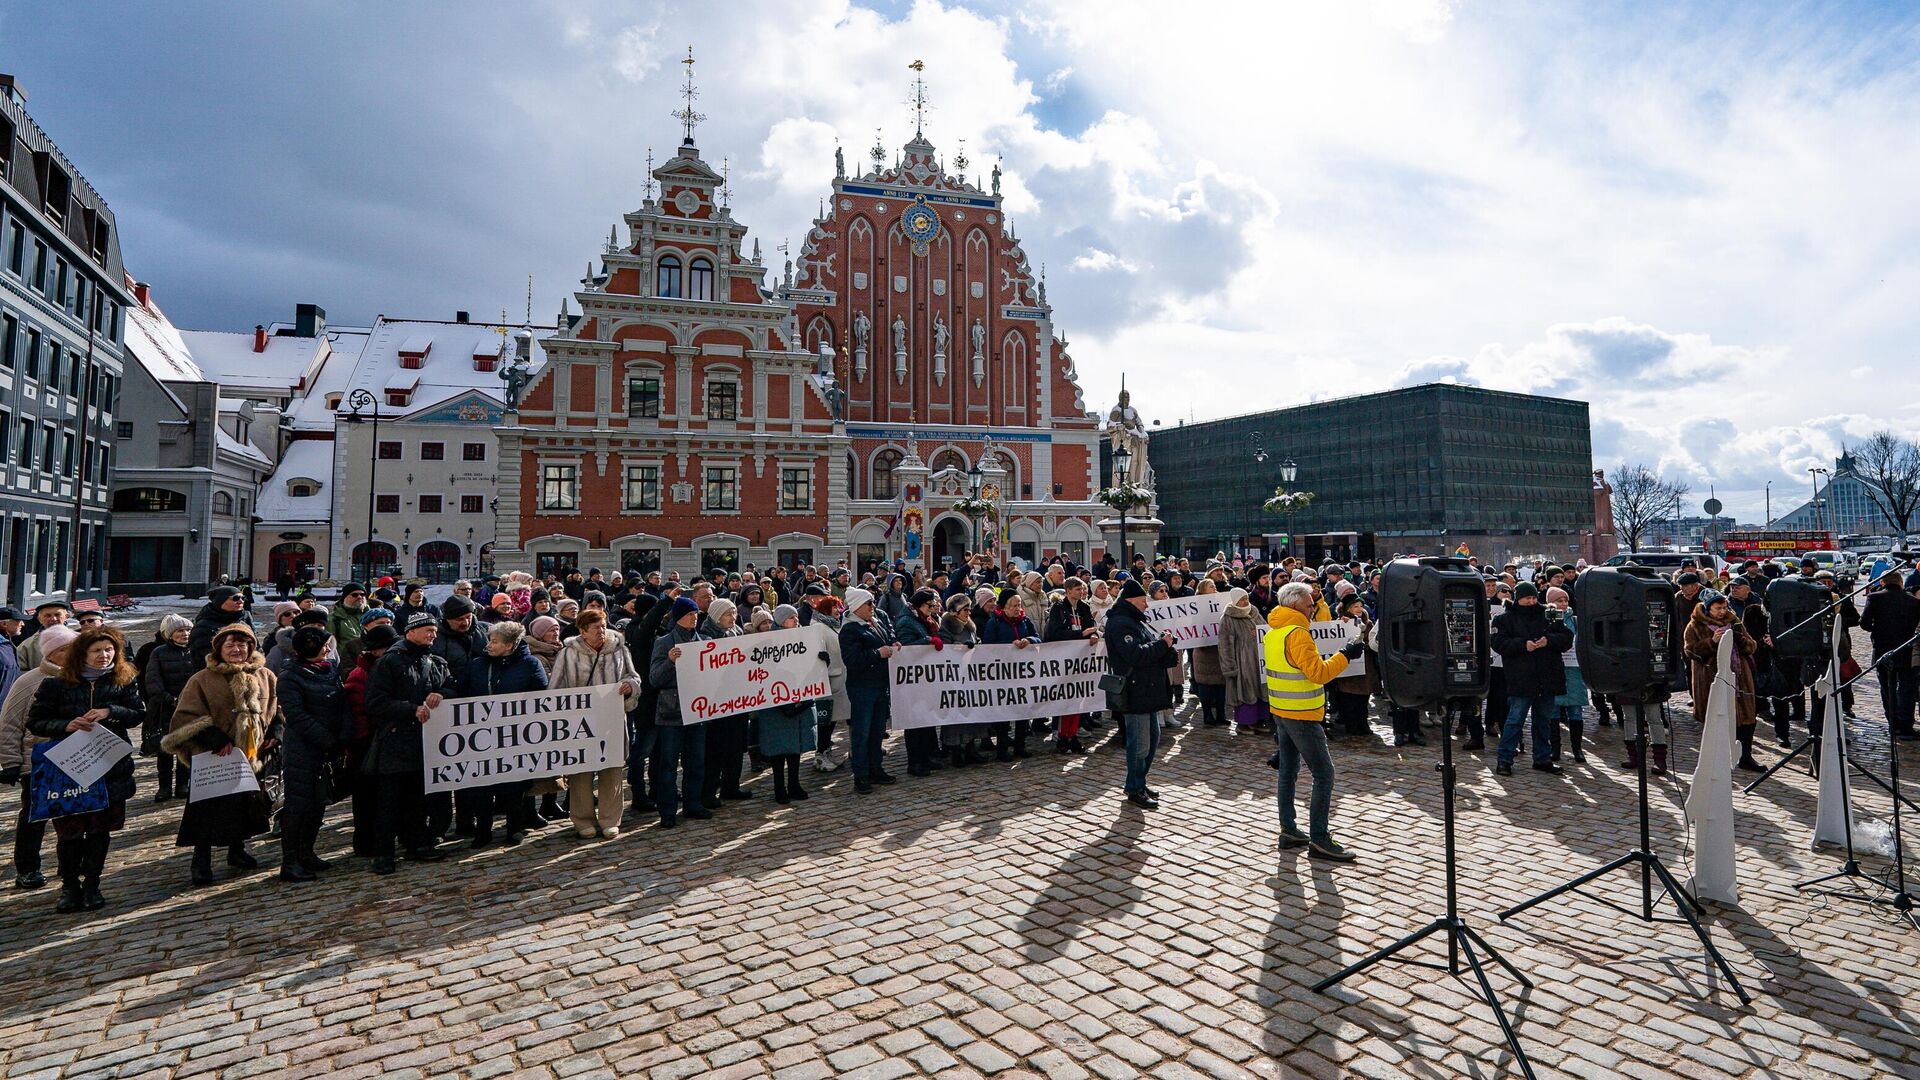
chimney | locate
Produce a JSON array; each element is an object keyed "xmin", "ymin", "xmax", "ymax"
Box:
[
  {"xmin": 294, "ymin": 303, "xmax": 326, "ymax": 339},
  {"xmin": 0, "ymin": 74, "xmax": 24, "ymax": 106},
  {"xmin": 132, "ymin": 281, "xmax": 151, "ymax": 308},
  {"xmin": 455, "ymin": 310, "xmax": 469, "ymax": 324},
  {"xmin": 253, "ymin": 325, "xmax": 268, "ymax": 352}
]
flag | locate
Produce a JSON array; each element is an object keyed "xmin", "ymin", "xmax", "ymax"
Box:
[{"xmin": 881, "ymin": 488, "xmax": 906, "ymax": 539}]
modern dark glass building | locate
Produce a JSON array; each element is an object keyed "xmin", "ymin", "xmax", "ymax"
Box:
[{"xmin": 1147, "ymin": 384, "xmax": 1596, "ymax": 565}]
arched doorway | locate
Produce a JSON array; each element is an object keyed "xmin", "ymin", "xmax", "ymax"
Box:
[
  {"xmin": 416, "ymin": 540, "xmax": 461, "ymax": 584},
  {"xmin": 477, "ymin": 542, "xmax": 495, "ymax": 578},
  {"xmin": 933, "ymin": 517, "xmax": 970, "ymax": 570},
  {"xmin": 352, "ymin": 541, "xmax": 398, "ymax": 583},
  {"xmin": 268, "ymin": 542, "xmax": 314, "ymax": 585}
]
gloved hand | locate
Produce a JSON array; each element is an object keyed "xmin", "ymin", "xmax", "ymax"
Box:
[
  {"xmin": 932, "ymin": 638, "xmax": 944, "ymax": 650},
  {"xmin": 817, "ymin": 652, "xmax": 830, "ymax": 664},
  {"xmin": 1339, "ymin": 640, "xmax": 1366, "ymax": 659},
  {"xmin": 0, "ymin": 765, "xmax": 19, "ymax": 786}
]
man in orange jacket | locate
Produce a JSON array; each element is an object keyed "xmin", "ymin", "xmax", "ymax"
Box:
[{"xmin": 1267, "ymin": 582, "xmax": 1365, "ymax": 861}]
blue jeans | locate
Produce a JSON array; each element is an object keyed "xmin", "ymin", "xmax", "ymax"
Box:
[
  {"xmin": 1500, "ymin": 693, "xmax": 1555, "ymax": 766},
  {"xmin": 1121, "ymin": 711, "xmax": 1161, "ymax": 793},
  {"xmin": 848, "ymin": 685, "xmax": 891, "ymax": 780},
  {"xmin": 649, "ymin": 724, "xmax": 707, "ymax": 821},
  {"xmin": 1275, "ymin": 718, "xmax": 1334, "ymax": 843}
]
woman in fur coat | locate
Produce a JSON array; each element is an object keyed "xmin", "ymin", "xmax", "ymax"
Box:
[
  {"xmin": 162, "ymin": 622, "xmax": 278, "ymax": 885},
  {"xmin": 1684, "ymin": 591, "xmax": 1762, "ymax": 771}
]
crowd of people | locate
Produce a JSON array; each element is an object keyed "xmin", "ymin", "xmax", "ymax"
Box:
[{"xmin": 0, "ymin": 545, "xmax": 1904, "ymax": 913}]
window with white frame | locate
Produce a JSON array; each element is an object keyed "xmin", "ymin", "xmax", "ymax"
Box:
[
  {"xmin": 688, "ymin": 257, "xmax": 714, "ymax": 301},
  {"xmin": 540, "ymin": 463, "xmax": 579, "ymax": 510},
  {"xmin": 780, "ymin": 467, "xmax": 811, "ymax": 511},
  {"xmin": 704, "ymin": 465, "xmax": 737, "ymax": 510},
  {"xmin": 655, "ymin": 254, "xmax": 682, "ymax": 298},
  {"xmin": 706, "ymin": 379, "xmax": 739, "ymax": 421},
  {"xmin": 624, "ymin": 464, "xmax": 660, "ymax": 510},
  {"xmin": 627, "ymin": 376, "xmax": 661, "ymax": 418}
]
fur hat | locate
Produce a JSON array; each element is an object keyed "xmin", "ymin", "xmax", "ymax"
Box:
[{"xmin": 292, "ymin": 625, "xmax": 331, "ymax": 660}]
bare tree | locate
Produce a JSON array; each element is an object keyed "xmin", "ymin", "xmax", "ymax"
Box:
[
  {"xmin": 1852, "ymin": 432, "xmax": 1920, "ymax": 539},
  {"xmin": 1611, "ymin": 463, "xmax": 1691, "ymax": 552}
]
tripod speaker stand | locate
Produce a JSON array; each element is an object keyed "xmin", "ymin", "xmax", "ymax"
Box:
[
  {"xmin": 1499, "ymin": 701, "xmax": 1751, "ymax": 1004},
  {"xmin": 1313, "ymin": 707, "xmax": 1539, "ymax": 1080}
]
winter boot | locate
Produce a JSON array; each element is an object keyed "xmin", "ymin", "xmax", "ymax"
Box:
[
  {"xmin": 190, "ymin": 845, "xmax": 214, "ymax": 886},
  {"xmin": 81, "ymin": 834, "xmax": 110, "ymax": 910},
  {"xmin": 1736, "ymin": 728, "xmax": 1763, "ymax": 772},
  {"xmin": 773, "ymin": 764, "xmax": 790, "ymax": 805},
  {"xmin": 227, "ymin": 842, "xmax": 259, "ymax": 870},
  {"xmin": 540, "ymin": 793, "xmax": 565, "ymax": 821},
  {"xmin": 785, "ymin": 758, "xmax": 808, "ymax": 801},
  {"xmin": 1619, "ymin": 741, "xmax": 1640, "ymax": 771},
  {"xmin": 53, "ymin": 839, "xmax": 85, "ymax": 914},
  {"xmin": 1651, "ymin": 745, "xmax": 1669, "ymax": 776}
]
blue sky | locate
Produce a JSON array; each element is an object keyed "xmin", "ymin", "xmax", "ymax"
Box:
[{"xmin": 5, "ymin": 0, "xmax": 1919, "ymax": 525}]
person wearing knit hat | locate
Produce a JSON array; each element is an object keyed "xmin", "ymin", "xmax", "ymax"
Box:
[
  {"xmin": 1512, "ymin": 581, "xmax": 1538, "ymax": 601},
  {"xmin": 837, "ymin": 586, "xmax": 900, "ymax": 794},
  {"xmin": 1105, "ymin": 569, "xmax": 1178, "ymax": 810},
  {"xmin": 1490, "ymin": 576, "xmax": 1573, "ymax": 778},
  {"xmin": 163, "ymin": 621, "xmax": 276, "ymax": 885},
  {"xmin": 649, "ymin": 591, "xmax": 712, "ymax": 827}
]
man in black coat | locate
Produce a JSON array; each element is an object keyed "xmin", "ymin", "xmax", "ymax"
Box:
[
  {"xmin": 648, "ymin": 598, "xmax": 710, "ymax": 827},
  {"xmin": 187, "ymin": 586, "xmax": 252, "ymax": 671},
  {"xmin": 363, "ymin": 613, "xmax": 452, "ymax": 874},
  {"xmin": 1859, "ymin": 570, "xmax": 1920, "ymax": 739},
  {"xmin": 1492, "ymin": 582, "xmax": 1574, "ymax": 777},
  {"xmin": 1104, "ymin": 579, "xmax": 1176, "ymax": 809},
  {"xmin": 619, "ymin": 592, "xmax": 663, "ymax": 810}
]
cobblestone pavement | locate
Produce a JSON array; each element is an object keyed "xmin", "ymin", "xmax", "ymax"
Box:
[{"xmin": 2, "ymin": 647, "xmax": 1917, "ymax": 1079}]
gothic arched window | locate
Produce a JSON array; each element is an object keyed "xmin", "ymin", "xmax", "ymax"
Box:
[
  {"xmin": 871, "ymin": 449, "xmax": 903, "ymax": 500},
  {"xmin": 655, "ymin": 255, "xmax": 683, "ymax": 298}
]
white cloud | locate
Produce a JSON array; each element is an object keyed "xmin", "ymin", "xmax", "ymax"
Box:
[
  {"xmin": 1043, "ymin": 66, "xmax": 1073, "ymax": 94},
  {"xmin": 1071, "ymin": 248, "xmax": 1136, "ymax": 273}
]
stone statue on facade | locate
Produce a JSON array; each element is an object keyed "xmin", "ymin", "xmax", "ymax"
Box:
[
  {"xmin": 1106, "ymin": 385, "xmax": 1151, "ymax": 487},
  {"xmin": 932, "ymin": 314, "xmax": 949, "ymax": 357},
  {"xmin": 500, "ymin": 357, "xmax": 532, "ymax": 411},
  {"xmin": 891, "ymin": 315, "xmax": 908, "ymax": 381}
]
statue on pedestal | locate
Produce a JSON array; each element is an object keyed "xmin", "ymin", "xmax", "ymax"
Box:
[{"xmin": 1106, "ymin": 383, "xmax": 1150, "ymax": 487}]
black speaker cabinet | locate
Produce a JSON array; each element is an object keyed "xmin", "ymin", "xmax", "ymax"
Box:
[
  {"xmin": 1378, "ymin": 557, "xmax": 1489, "ymax": 710},
  {"xmin": 1766, "ymin": 577, "xmax": 1833, "ymax": 662},
  {"xmin": 1573, "ymin": 566, "xmax": 1681, "ymax": 701}
]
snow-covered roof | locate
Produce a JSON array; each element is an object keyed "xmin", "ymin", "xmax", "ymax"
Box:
[
  {"xmin": 216, "ymin": 428, "xmax": 272, "ymax": 468},
  {"xmin": 255, "ymin": 438, "xmax": 335, "ymax": 524},
  {"xmin": 287, "ymin": 328, "xmax": 370, "ymax": 432},
  {"xmin": 176, "ymin": 328, "xmax": 327, "ymax": 396},
  {"xmin": 340, "ymin": 317, "xmax": 549, "ymax": 419},
  {"xmin": 122, "ymin": 296, "xmax": 204, "ymax": 386}
]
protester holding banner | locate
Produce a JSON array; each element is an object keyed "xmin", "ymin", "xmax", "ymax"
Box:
[
  {"xmin": 648, "ymin": 598, "xmax": 710, "ymax": 827},
  {"xmin": 806, "ymin": 590, "xmax": 850, "ymax": 773},
  {"xmin": 691, "ymin": 600, "xmax": 756, "ymax": 809},
  {"xmin": 839, "ymin": 588, "xmax": 901, "ymax": 794},
  {"xmin": 937, "ymin": 594, "xmax": 991, "ymax": 766},
  {"xmin": 276, "ymin": 626, "xmax": 348, "ymax": 881},
  {"xmin": 1187, "ymin": 580, "xmax": 1228, "ymax": 730},
  {"xmin": 1043, "ymin": 578, "xmax": 1102, "ymax": 753},
  {"xmin": 893, "ymin": 589, "xmax": 946, "ymax": 777},
  {"xmin": 454, "ymin": 621, "xmax": 551, "ymax": 848},
  {"xmin": 26, "ymin": 627, "xmax": 143, "ymax": 913},
  {"xmin": 552, "ymin": 609, "xmax": 642, "ymax": 839},
  {"xmin": 343, "ymin": 623, "xmax": 396, "ymax": 856},
  {"xmin": 363, "ymin": 614, "xmax": 453, "ymax": 874},
  {"xmin": 982, "ymin": 593, "xmax": 1043, "ymax": 761},
  {"xmin": 1327, "ymin": 593, "xmax": 1375, "ymax": 739},
  {"xmin": 162, "ymin": 623, "xmax": 277, "ymax": 885},
  {"xmin": 753, "ymin": 606, "xmax": 814, "ymax": 804}
]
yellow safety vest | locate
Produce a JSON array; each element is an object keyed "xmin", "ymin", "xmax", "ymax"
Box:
[{"xmin": 1265, "ymin": 624, "xmax": 1325, "ymax": 718}]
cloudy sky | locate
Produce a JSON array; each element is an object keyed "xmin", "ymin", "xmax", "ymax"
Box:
[{"xmin": 7, "ymin": 0, "xmax": 1917, "ymax": 524}]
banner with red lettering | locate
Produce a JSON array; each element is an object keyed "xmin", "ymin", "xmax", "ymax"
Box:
[{"xmin": 674, "ymin": 625, "xmax": 833, "ymax": 724}]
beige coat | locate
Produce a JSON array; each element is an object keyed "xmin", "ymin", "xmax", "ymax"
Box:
[{"xmin": 161, "ymin": 657, "xmax": 280, "ymax": 765}]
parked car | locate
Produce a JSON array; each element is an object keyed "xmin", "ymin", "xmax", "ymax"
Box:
[
  {"xmin": 1798, "ymin": 549, "xmax": 1859, "ymax": 585},
  {"xmin": 1604, "ymin": 551, "xmax": 1710, "ymax": 574}
]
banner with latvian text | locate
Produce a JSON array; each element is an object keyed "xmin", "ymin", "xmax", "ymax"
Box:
[
  {"xmin": 423, "ymin": 684, "xmax": 627, "ymax": 793},
  {"xmin": 1144, "ymin": 593, "xmax": 1230, "ymax": 650},
  {"xmin": 674, "ymin": 624, "xmax": 833, "ymax": 724},
  {"xmin": 887, "ymin": 640, "xmax": 1109, "ymax": 729}
]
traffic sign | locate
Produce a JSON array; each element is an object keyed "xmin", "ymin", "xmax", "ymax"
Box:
[{"xmin": 1704, "ymin": 498, "xmax": 1723, "ymax": 516}]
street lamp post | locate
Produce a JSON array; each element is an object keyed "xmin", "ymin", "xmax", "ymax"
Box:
[
  {"xmin": 1765, "ymin": 481, "xmax": 1772, "ymax": 527},
  {"xmin": 347, "ymin": 388, "xmax": 380, "ymax": 581},
  {"xmin": 1280, "ymin": 457, "xmax": 1299, "ymax": 558},
  {"xmin": 966, "ymin": 461, "xmax": 984, "ymax": 555},
  {"xmin": 1809, "ymin": 466, "xmax": 1830, "ymax": 534},
  {"xmin": 1113, "ymin": 443, "xmax": 1132, "ymax": 566}
]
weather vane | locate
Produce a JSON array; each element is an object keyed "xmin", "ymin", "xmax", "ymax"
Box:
[
  {"xmin": 907, "ymin": 59, "xmax": 930, "ymax": 136},
  {"xmin": 643, "ymin": 147, "xmax": 655, "ymax": 200},
  {"xmin": 720, "ymin": 156, "xmax": 731, "ymax": 208},
  {"xmin": 672, "ymin": 46, "xmax": 705, "ymax": 144}
]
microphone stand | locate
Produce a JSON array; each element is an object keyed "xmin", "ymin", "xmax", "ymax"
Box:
[
  {"xmin": 1791, "ymin": 625, "xmax": 1920, "ymax": 928},
  {"xmin": 1498, "ymin": 696, "xmax": 1751, "ymax": 1004},
  {"xmin": 1744, "ymin": 557, "xmax": 1914, "ymax": 806},
  {"xmin": 1313, "ymin": 705, "xmax": 1538, "ymax": 1079}
]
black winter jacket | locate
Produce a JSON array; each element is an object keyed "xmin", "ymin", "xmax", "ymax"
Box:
[
  {"xmin": 432, "ymin": 621, "xmax": 488, "ymax": 694},
  {"xmin": 278, "ymin": 659, "xmax": 350, "ymax": 812},
  {"xmin": 188, "ymin": 590, "xmax": 253, "ymax": 672},
  {"xmin": 364, "ymin": 642, "xmax": 451, "ymax": 776},
  {"xmin": 1492, "ymin": 602, "xmax": 1574, "ymax": 698},
  {"xmin": 462, "ymin": 643, "xmax": 550, "ymax": 698},
  {"xmin": 648, "ymin": 622, "xmax": 707, "ymax": 726},
  {"xmin": 1860, "ymin": 588, "xmax": 1920, "ymax": 667},
  {"xmin": 839, "ymin": 614, "xmax": 898, "ymax": 690},
  {"xmin": 1104, "ymin": 602, "xmax": 1174, "ymax": 714},
  {"xmin": 28, "ymin": 673, "xmax": 145, "ymax": 804},
  {"xmin": 1043, "ymin": 599, "xmax": 1097, "ymax": 644}
]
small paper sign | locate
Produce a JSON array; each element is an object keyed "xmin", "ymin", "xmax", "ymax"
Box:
[
  {"xmin": 41, "ymin": 724, "xmax": 133, "ymax": 790},
  {"xmin": 190, "ymin": 750, "xmax": 263, "ymax": 802}
]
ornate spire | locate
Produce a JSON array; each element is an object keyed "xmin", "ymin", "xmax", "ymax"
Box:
[
  {"xmin": 643, "ymin": 147, "xmax": 656, "ymax": 200},
  {"xmin": 671, "ymin": 46, "xmax": 705, "ymax": 146},
  {"xmin": 907, "ymin": 60, "xmax": 929, "ymax": 137},
  {"xmin": 953, "ymin": 138, "xmax": 969, "ymax": 178},
  {"xmin": 719, "ymin": 156, "xmax": 731, "ymax": 209},
  {"xmin": 870, "ymin": 128, "xmax": 886, "ymax": 170}
]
